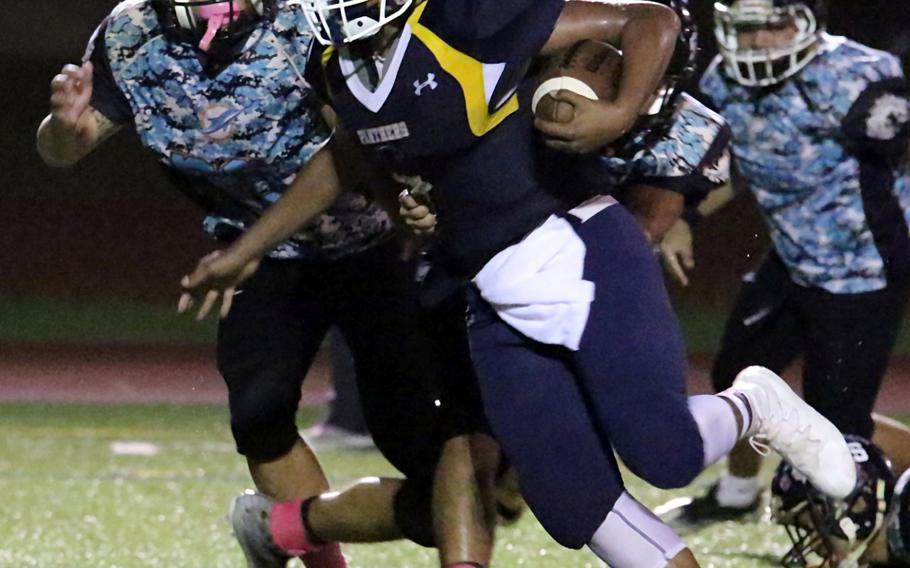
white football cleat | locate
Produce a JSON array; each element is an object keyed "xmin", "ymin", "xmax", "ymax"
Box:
[
  {"xmin": 229, "ymin": 491, "xmax": 290, "ymax": 568},
  {"xmin": 731, "ymin": 366, "xmax": 857, "ymax": 499}
]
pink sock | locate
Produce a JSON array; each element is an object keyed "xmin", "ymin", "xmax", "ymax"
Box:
[
  {"xmin": 302, "ymin": 543, "xmax": 347, "ymax": 568},
  {"xmin": 270, "ymin": 500, "xmax": 319, "ymax": 556}
]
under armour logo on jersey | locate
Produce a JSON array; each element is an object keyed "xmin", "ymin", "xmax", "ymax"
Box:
[{"xmin": 413, "ymin": 73, "xmax": 438, "ymax": 96}]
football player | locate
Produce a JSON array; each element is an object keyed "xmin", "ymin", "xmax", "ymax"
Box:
[
  {"xmin": 35, "ymin": 1, "xmax": 497, "ymax": 567},
  {"xmin": 657, "ymin": 0, "xmax": 910, "ymax": 530},
  {"xmin": 396, "ymin": 0, "xmax": 736, "ymax": 528},
  {"xmin": 180, "ymin": 1, "xmax": 858, "ymax": 566},
  {"xmin": 400, "ymin": 0, "xmax": 732, "ymax": 253},
  {"xmin": 771, "ymin": 436, "xmax": 910, "ymax": 567}
]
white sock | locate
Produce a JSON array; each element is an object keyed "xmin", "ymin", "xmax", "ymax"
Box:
[
  {"xmin": 714, "ymin": 474, "xmax": 761, "ymax": 508},
  {"xmin": 688, "ymin": 395, "xmax": 740, "ymax": 467},
  {"xmin": 588, "ymin": 492, "xmax": 685, "ymax": 567},
  {"xmin": 718, "ymin": 390, "xmax": 753, "ymax": 438}
]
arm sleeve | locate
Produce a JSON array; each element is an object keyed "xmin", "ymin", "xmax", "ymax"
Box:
[
  {"xmin": 419, "ymin": 0, "xmax": 565, "ymax": 62},
  {"xmin": 842, "ymin": 77, "xmax": 910, "ymax": 159},
  {"xmin": 630, "ymin": 95, "xmax": 733, "ymax": 207},
  {"xmin": 83, "ymin": 21, "xmax": 134, "ymax": 125}
]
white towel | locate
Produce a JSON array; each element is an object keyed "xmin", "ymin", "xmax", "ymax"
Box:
[{"xmin": 473, "ymin": 195, "xmax": 616, "ymax": 350}]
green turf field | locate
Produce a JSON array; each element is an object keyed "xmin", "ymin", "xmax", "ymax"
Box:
[
  {"xmin": 5, "ymin": 295, "xmax": 910, "ymax": 355},
  {"xmin": 1, "ymin": 403, "xmax": 816, "ymax": 568}
]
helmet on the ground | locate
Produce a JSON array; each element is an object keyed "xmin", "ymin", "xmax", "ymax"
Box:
[
  {"xmin": 154, "ymin": 0, "xmax": 277, "ymax": 51},
  {"xmin": 300, "ymin": 0, "xmax": 413, "ymax": 46},
  {"xmin": 713, "ymin": 0, "xmax": 827, "ymax": 86},
  {"xmin": 771, "ymin": 436, "xmax": 894, "ymax": 568}
]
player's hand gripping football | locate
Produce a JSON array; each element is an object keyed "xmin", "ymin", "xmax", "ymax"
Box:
[
  {"xmin": 534, "ymin": 90, "xmax": 638, "ymax": 154},
  {"xmin": 398, "ymin": 190, "xmax": 437, "ymax": 236},
  {"xmin": 48, "ymin": 62, "xmax": 95, "ymax": 143},
  {"xmin": 178, "ymin": 250, "xmax": 261, "ymax": 320},
  {"xmin": 660, "ymin": 219, "xmax": 695, "ymax": 287}
]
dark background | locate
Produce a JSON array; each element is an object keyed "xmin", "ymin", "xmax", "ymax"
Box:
[{"xmin": 1, "ymin": 0, "xmax": 908, "ymax": 342}]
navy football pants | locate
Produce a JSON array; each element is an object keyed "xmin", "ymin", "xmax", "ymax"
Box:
[{"xmin": 466, "ymin": 205, "xmax": 705, "ymax": 549}]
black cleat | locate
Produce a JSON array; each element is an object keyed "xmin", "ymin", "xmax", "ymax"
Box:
[{"xmin": 654, "ymin": 483, "xmax": 761, "ymax": 533}]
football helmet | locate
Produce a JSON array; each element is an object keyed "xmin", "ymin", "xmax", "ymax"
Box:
[
  {"xmin": 771, "ymin": 436, "xmax": 894, "ymax": 568},
  {"xmin": 713, "ymin": 0, "xmax": 827, "ymax": 86},
  {"xmin": 300, "ymin": 0, "xmax": 414, "ymax": 46},
  {"xmin": 153, "ymin": 0, "xmax": 277, "ymax": 51},
  {"xmin": 612, "ymin": 0, "xmax": 698, "ymax": 158}
]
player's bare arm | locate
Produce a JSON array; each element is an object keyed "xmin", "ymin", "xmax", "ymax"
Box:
[
  {"xmin": 36, "ymin": 62, "xmax": 122, "ymax": 167},
  {"xmin": 660, "ymin": 181, "xmax": 736, "ymax": 286},
  {"xmin": 624, "ymin": 184, "xmax": 685, "ymax": 244},
  {"xmin": 179, "ymin": 142, "xmax": 344, "ymax": 320},
  {"xmin": 536, "ymin": 1, "xmax": 681, "ymax": 152}
]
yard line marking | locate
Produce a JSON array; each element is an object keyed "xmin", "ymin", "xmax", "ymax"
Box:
[{"xmin": 110, "ymin": 441, "xmax": 160, "ymax": 456}]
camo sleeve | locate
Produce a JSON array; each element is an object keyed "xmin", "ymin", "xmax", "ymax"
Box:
[
  {"xmin": 843, "ymin": 76, "xmax": 910, "ymax": 159},
  {"xmin": 630, "ymin": 93, "xmax": 733, "ymax": 208},
  {"xmin": 83, "ymin": 20, "xmax": 134, "ymax": 126}
]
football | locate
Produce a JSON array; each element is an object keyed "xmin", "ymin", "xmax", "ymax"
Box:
[{"xmin": 532, "ymin": 40, "xmax": 623, "ymax": 123}]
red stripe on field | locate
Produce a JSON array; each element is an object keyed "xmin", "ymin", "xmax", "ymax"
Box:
[
  {"xmin": 0, "ymin": 343, "xmax": 332, "ymax": 405},
  {"xmin": 1, "ymin": 344, "xmax": 909, "ymax": 414}
]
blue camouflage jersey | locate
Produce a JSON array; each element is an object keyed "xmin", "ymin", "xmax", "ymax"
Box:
[
  {"xmin": 700, "ymin": 35, "xmax": 910, "ymax": 293},
  {"xmin": 86, "ymin": 0, "xmax": 392, "ymax": 259},
  {"xmin": 600, "ymin": 92, "xmax": 732, "ymax": 204}
]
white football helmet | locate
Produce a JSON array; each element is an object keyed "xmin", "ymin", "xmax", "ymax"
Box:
[
  {"xmin": 713, "ymin": 0, "xmax": 826, "ymax": 87},
  {"xmin": 299, "ymin": 0, "xmax": 414, "ymax": 46}
]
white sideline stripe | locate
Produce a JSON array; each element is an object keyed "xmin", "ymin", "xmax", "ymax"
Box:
[{"xmin": 110, "ymin": 441, "xmax": 160, "ymax": 456}]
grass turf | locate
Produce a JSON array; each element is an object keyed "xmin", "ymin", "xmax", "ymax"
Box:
[
  {"xmin": 0, "ymin": 297, "xmax": 216, "ymax": 345},
  {"xmin": 0, "ymin": 402, "xmax": 830, "ymax": 568},
  {"xmin": 5, "ymin": 295, "xmax": 910, "ymax": 356}
]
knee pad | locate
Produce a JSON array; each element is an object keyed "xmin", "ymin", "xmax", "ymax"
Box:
[
  {"xmin": 228, "ymin": 373, "xmax": 301, "ymax": 460},
  {"xmin": 394, "ymin": 477, "xmax": 436, "ymax": 548},
  {"xmin": 588, "ymin": 492, "xmax": 685, "ymax": 567}
]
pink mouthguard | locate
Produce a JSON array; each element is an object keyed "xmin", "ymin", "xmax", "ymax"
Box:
[{"xmin": 197, "ymin": 3, "xmax": 239, "ymax": 52}]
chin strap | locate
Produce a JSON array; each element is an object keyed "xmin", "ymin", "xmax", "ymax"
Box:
[{"xmin": 197, "ymin": 3, "xmax": 240, "ymax": 51}]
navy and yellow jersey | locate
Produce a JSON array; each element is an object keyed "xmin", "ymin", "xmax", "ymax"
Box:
[
  {"xmin": 86, "ymin": 0, "xmax": 392, "ymax": 260},
  {"xmin": 306, "ymin": 0, "xmax": 567, "ymax": 283}
]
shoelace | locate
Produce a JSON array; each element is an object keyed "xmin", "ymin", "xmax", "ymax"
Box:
[
  {"xmin": 749, "ymin": 435, "xmax": 772, "ymax": 456},
  {"xmin": 748, "ymin": 405, "xmax": 822, "ymax": 468}
]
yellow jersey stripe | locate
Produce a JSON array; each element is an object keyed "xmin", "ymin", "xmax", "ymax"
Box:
[
  {"xmin": 321, "ymin": 45, "xmax": 335, "ymax": 67},
  {"xmin": 409, "ymin": 2, "xmax": 520, "ymax": 137}
]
